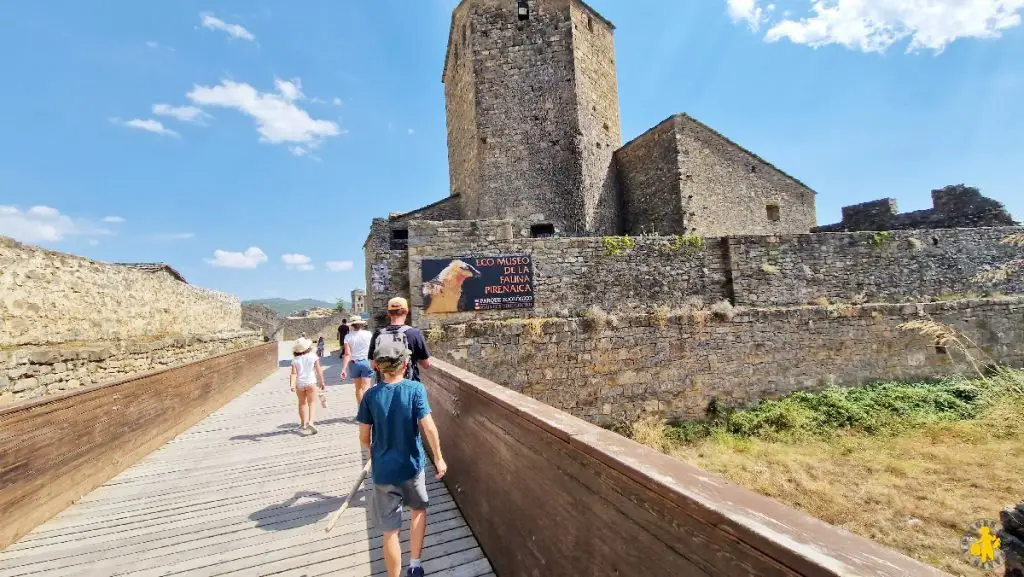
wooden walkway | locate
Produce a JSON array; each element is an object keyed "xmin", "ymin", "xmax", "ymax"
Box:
[{"xmin": 0, "ymin": 343, "xmax": 494, "ymax": 577}]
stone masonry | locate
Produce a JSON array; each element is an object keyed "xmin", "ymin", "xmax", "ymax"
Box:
[
  {"xmin": 816, "ymin": 185, "xmax": 1016, "ymax": 232},
  {"xmin": 425, "ymin": 298, "xmax": 1024, "ymax": 424},
  {"xmin": 363, "ymin": 218, "xmax": 1023, "ymax": 326},
  {"xmin": 0, "ymin": 330, "xmax": 262, "ymax": 407},
  {"xmin": 615, "ymin": 115, "xmax": 817, "ymax": 237},
  {"xmin": 1, "ymin": 237, "xmax": 242, "ymax": 346}
]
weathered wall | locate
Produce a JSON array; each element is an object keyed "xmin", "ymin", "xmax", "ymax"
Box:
[
  {"xmin": 675, "ymin": 115, "xmax": 817, "ymax": 237},
  {"xmin": 442, "ymin": 0, "xmax": 481, "ymax": 213},
  {"xmin": 427, "ymin": 298, "xmax": 1024, "ymax": 424},
  {"xmin": 364, "ymin": 218, "xmax": 411, "ymax": 328},
  {"xmin": 0, "ymin": 237, "xmax": 242, "ymax": 346},
  {"xmin": 279, "ymin": 313, "xmax": 347, "ymax": 341},
  {"xmin": 570, "ymin": 0, "xmax": 621, "ymax": 235},
  {"xmin": 729, "ymin": 227, "xmax": 1024, "ymax": 306},
  {"xmin": 817, "ymin": 185, "xmax": 1017, "ymax": 232},
  {"xmin": 423, "ymin": 359, "xmax": 948, "ymax": 577},
  {"xmin": 241, "ymin": 303, "xmax": 279, "ymax": 337},
  {"xmin": 407, "ymin": 220, "xmax": 731, "ymax": 326},
  {"xmin": 0, "ymin": 330, "xmax": 263, "ymax": 406},
  {"xmin": 0, "ymin": 342, "xmax": 276, "ymax": 550},
  {"xmin": 390, "ymin": 195, "xmax": 463, "ymax": 224},
  {"xmin": 613, "ymin": 115, "xmax": 817, "ymax": 237},
  {"xmin": 614, "ymin": 118, "xmax": 684, "ymax": 235}
]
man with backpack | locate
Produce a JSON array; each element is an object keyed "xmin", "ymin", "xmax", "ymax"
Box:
[{"xmin": 368, "ymin": 297, "xmax": 432, "ymax": 382}]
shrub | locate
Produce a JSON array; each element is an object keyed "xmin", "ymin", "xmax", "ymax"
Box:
[
  {"xmin": 602, "ymin": 236, "xmax": 636, "ymax": 256},
  {"xmin": 666, "ymin": 234, "xmax": 705, "ymax": 255},
  {"xmin": 425, "ymin": 324, "xmax": 446, "ymax": 344},
  {"xmin": 868, "ymin": 230, "xmax": 892, "ymax": 249},
  {"xmin": 761, "ymin": 263, "xmax": 780, "ymax": 275},
  {"xmin": 581, "ymin": 305, "xmax": 609, "ymax": 331},
  {"xmin": 710, "ymin": 300, "xmax": 735, "ymax": 321},
  {"xmin": 649, "ymin": 305, "xmax": 670, "ymax": 327}
]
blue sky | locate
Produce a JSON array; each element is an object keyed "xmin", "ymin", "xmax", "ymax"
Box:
[{"xmin": 1, "ymin": 0, "xmax": 1022, "ymax": 303}]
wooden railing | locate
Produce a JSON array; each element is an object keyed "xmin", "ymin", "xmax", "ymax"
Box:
[
  {"xmin": 0, "ymin": 342, "xmax": 277, "ymax": 549},
  {"xmin": 423, "ymin": 359, "xmax": 950, "ymax": 577}
]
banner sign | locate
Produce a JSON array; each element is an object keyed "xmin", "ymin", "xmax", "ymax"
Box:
[{"xmin": 421, "ymin": 255, "xmax": 534, "ymax": 313}]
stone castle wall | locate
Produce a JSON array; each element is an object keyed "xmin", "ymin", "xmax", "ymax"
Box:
[
  {"xmin": 615, "ymin": 119, "xmax": 684, "ymax": 235},
  {"xmin": 816, "ymin": 185, "xmax": 1016, "ymax": 232},
  {"xmin": 405, "ymin": 220, "xmax": 731, "ymax": 327},
  {"xmin": 613, "ymin": 115, "xmax": 818, "ymax": 237},
  {"xmin": 1, "ymin": 237, "xmax": 242, "ymax": 346},
  {"xmin": 426, "ymin": 298, "xmax": 1024, "ymax": 424},
  {"xmin": 365, "ymin": 219, "xmax": 1023, "ymax": 326},
  {"xmin": 569, "ymin": 0, "xmax": 621, "ymax": 234},
  {"xmin": 0, "ymin": 330, "xmax": 262, "ymax": 406},
  {"xmin": 729, "ymin": 227, "xmax": 1024, "ymax": 306}
]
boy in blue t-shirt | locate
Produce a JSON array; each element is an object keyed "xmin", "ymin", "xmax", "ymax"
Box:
[{"xmin": 357, "ymin": 341, "xmax": 447, "ymax": 577}]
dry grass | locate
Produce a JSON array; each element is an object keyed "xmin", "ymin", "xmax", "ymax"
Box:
[{"xmin": 629, "ymin": 371, "xmax": 1024, "ymax": 577}]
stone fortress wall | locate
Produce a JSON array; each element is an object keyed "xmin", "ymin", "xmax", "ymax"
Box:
[
  {"xmin": 365, "ymin": 219, "xmax": 1023, "ymax": 423},
  {"xmin": 426, "ymin": 298, "xmax": 1024, "ymax": 424},
  {"xmin": 1, "ymin": 236, "xmax": 260, "ymax": 405},
  {"xmin": 815, "ymin": 184, "xmax": 1016, "ymax": 232},
  {"xmin": 1, "ymin": 237, "xmax": 242, "ymax": 346},
  {"xmin": 366, "ymin": 219, "xmax": 1024, "ymax": 324}
]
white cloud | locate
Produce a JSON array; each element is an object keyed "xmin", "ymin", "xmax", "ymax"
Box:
[
  {"xmin": 200, "ymin": 13, "xmax": 256, "ymax": 42},
  {"xmin": 408, "ymin": 128, "xmax": 416, "ymax": 135},
  {"xmin": 112, "ymin": 117, "xmax": 179, "ymax": 137},
  {"xmin": 275, "ymin": 78, "xmax": 303, "ymax": 101},
  {"xmin": 150, "ymin": 232, "xmax": 196, "ymax": 241},
  {"xmin": 186, "ymin": 78, "xmax": 341, "ymax": 149},
  {"xmin": 752, "ymin": 0, "xmax": 1024, "ymax": 53},
  {"xmin": 103, "ymin": 216, "xmax": 125, "ymax": 223},
  {"xmin": 206, "ymin": 247, "xmax": 268, "ymax": 268},
  {"xmin": 332, "ymin": 97, "xmax": 343, "ymax": 106},
  {"xmin": 146, "ymin": 41, "xmax": 159, "ymax": 49},
  {"xmin": 153, "ymin": 103, "xmax": 212, "ymax": 124},
  {"xmin": 282, "ymin": 253, "xmax": 315, "ymax": 271},
  {"xmin": 0, "ymin": 205, "xmax": 113, "ymax": 244},
  {"xmin": 326, "ymin": 260, "xmax": 354, "ymax": 272},
  {"xmin": 727, "ymin": 0, "xmax": 772, "ymax": 30}
]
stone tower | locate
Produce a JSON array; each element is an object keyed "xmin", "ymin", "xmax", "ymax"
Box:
[{"xmin": 442, "ymin": 0, "xmax": 622, "ymax": 235}]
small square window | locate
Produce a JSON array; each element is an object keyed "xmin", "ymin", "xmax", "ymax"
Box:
[
  {"xmin": 517, "ymin": 0, "xmax": 529, "ymax": 21},
  {"xmin": 531, "ymin": 223, "xmax": 555, "ymax": 238},
  {"xmin": 766, "ymin": 204, "xmax": 781, "ymax": 222},
  {"xmin": 390, "ymin": 228, "xmax": 409, "ymax": 249}
]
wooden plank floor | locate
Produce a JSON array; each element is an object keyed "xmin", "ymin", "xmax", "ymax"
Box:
[{"xmin": 0, "ymin": 343, "xmax": 494, "ymax": 577}]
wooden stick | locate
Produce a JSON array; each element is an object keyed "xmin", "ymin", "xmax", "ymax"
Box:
[{"xmin": 325, "ymin": 458, "xmax": 372, "ymax": 533}]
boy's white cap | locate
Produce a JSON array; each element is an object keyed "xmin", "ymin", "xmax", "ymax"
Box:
[{"xmin": 293, "ymin": 337, "xmax": 313, "ymax": 354}]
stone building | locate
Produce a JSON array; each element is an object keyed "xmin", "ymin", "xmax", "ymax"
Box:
[
  {"xmin": 350, "ymin": 289, "xmax": 366, "ymax": 315},
  {"xmin": 360, "ymin": 1, "xmax": 1022, "ymax": 423},
  {"xmin": 411, "ymin": 0, "xmax": 818, "ymax": 240}
]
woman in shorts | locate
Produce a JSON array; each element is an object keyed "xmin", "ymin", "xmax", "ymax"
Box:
[{"xmin": 340, "ymin": 316, "xmax": 374, "ymax": 406}]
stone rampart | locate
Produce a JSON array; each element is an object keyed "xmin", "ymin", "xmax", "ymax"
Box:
[
  {"xmin": 1, "ymin": 237, "xmax": 242, "ymax": 346},
  {"xmin": 729, "ymin": 227, "xmax": 1024, "ymax": 306},
  {"xmin": 0, "ymin": 330, "xmax": 263, "ymax": 406},
  {"xmin": 425, "ymin": 298, "xmax": 1024, "ymax": 425}
]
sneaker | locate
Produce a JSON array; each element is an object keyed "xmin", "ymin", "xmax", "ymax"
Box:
[
  {"xmin": 406, "ymin": 567, "xmax": 424, "ymax": 577},
  {"xmin": 307, "ymin": 425, "xmax": 318, "ymax": 435}
]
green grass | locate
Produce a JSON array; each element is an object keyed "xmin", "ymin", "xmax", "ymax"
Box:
[{"xmin": 663, "ymin": 369, "xmax": 1022, "ymax": 443}]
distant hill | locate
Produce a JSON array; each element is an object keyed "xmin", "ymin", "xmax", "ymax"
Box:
[{"xmin": 243, "ymin": 298, "xmax": 344, "ymax": 317}]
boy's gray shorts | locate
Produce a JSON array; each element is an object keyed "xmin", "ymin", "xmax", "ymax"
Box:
[{"xmin": 371, "ymin": 469, "xmax": 429, "ymax": 532}]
